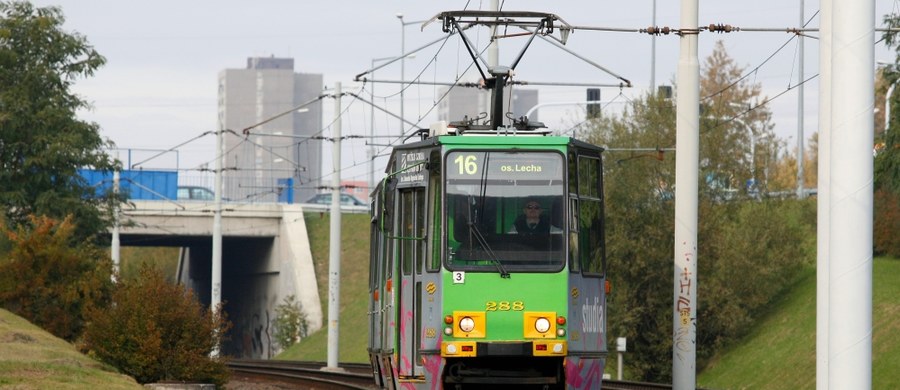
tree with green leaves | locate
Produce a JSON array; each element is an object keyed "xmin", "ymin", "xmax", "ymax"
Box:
[
  {"xmin": 272, "ymin": 294, "xmax": 309, "ymax": 351},
  {"xmin": 875, "ymin": 14, "xmax": 900, "ymax": 257},
  {"xmin": 0, "ymin": 1, "xmax": 120, "ymax": 242},
  {"xmin": 588, "ymin": 42, "xmax": 814, "ymax": 382}
]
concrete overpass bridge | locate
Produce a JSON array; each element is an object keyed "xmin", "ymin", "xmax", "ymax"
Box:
[{"xmin": 118, "ymin": 200, "xmax": 322, "ymax": 359}]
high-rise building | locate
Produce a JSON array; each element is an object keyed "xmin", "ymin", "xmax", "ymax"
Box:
[
  {"xmin": 437, "ymin": 86, "xmax": 538, "ymax": 126},
  {"xmin": 218, "ymin": 57, "xmax": 323, "ymax": 203}
]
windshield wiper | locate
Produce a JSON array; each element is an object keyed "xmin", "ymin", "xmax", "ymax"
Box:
[{"xmin": 466, "ymin": 220, "xmax": 510, "ymax": 278}]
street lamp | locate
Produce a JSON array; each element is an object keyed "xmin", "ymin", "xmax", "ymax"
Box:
[
  {"xmin": 370, "ymin": 56, "xmax": 390, "ymax": 196},
  {"xmin": 397, "ymin": 14, "xmax": 406, "ymax": 138},
  {"xmin": 878, "ymin": 62, "xmax": 898, "ymax": 135},
  {"xmin": 734, "ymin": 117, "xmax": 757, "ymax": 192},
  {"xmin": 369, "ymin": 54, "xmax": 416, "ymax": 195},
  {"xmin": 704, "ymin": 111, "xmax": 757, "ymax": 194},
  {"xmin": 396, "ymin": 13, "xmax": 428, "ymax": 137}
]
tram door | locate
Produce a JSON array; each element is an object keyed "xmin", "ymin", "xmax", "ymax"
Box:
[{"xmin": 397, "ymin": 187, "xmax": 426, "ymax": 377}]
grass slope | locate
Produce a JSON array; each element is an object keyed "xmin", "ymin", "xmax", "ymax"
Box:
[
  {"xmin": 698, "ymin": 257, "xmax": 900, "ymax": 389},
  {"xmin": 277, "ymin": 212, "xmax": 371, "ymax": 363},
  {"xmin": 276, "ymin": 210, "xmax": 900, "ymax": 388},
  {"xmin": 0, "ymin": 308, "xmax": 141, "ymax": 389}
]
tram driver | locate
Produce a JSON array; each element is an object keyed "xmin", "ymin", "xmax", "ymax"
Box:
[{"xmin": 508, "ymin": 198, "xmax": 562, "ymax": 235}]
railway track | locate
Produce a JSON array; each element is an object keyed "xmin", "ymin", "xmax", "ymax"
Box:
[
  {"xmin": 227, "ymin": 359, "xmax": 675, "ymax": 389},
  {"xmin": 227, "ymin": 359, "xmax": 376, "ymax": 389}
]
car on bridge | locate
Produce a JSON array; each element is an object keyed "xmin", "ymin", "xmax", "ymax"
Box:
[
  {"xmin": 301, "ymin": 192, "xmax": 368, "ymax": 213},
  {"xmin": 177, "ymin": 186, "xmax": 216, "ymax": 201}
]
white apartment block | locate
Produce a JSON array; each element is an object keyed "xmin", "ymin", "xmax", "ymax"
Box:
[{"xmin": 218, "ymin": 57, "xmax": 323, "ymax": 203}]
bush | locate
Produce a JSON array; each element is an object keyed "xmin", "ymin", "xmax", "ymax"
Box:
[
  {"xmin": 272, "ymin": 295, "xmax": 309, "ymax": 351},
  {"xmin": 605, "ymin": 197, "xmax": 816, "ymax": 382},
  {"xmin": 697, "ymin": 199, "xmax": 814, "ymax": 364},
  {"xmin": 81, "ymin": 265, "xmax": 231, "ymax": 386},
  {"xmin": 0, "ymin": 215, "xmax": 113, "ymax": 341}
]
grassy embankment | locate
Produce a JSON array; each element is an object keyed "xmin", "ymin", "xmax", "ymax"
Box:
[
  {"xmin": 277, "ymin": 212, "xmax": 371, "ymax": 363},
  {"xmin": 0, "ymin": 308, "xmax": 141, "ymax": 389},
  {"xmin": 698, "ymin": 257, "xmax": 900, "ymax": 389},
  {"xmin": 278, "ymin": 210, "xmax": 900, "ymax": 389}
]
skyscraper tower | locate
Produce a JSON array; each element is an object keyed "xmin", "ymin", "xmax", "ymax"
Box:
[{"xmin": 218, "ymin": 57, "xmax": 323, "ymax": 203}]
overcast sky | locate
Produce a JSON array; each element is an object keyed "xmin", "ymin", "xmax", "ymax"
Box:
[{"xmin": 30, "ymin": 0, "xmax": 900, "ymax": 186}]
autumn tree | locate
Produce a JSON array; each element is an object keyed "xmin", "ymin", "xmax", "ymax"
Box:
[
  {"xmin": 699, "ymin": 41, "xmax": 780, "ymax": 195},
  {"xmin": 0, "ymin": 1, "xmax": 120, "ymax": 242},
  {"xmin": 81, "ymin": 265, "xmax": 231, "ymax": 386},
  {"xmin": 0, "ymin": 214, "xmax": 114, "ymax": 341}
]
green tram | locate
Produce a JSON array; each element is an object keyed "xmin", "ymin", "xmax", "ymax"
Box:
[{"xmin": 368, "ymin": 125, "xmax": 608, "ymax": 389}]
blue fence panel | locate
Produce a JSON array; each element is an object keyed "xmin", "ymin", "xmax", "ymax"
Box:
[{"xmin": 79, "ymin": 169, "xmax": 178, "ymax": 200}]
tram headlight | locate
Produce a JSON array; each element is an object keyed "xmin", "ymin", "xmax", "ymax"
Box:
[
  {"xmin": 459, "ymin": 316, "xmax": 476, "ymax": 333},
  {"xmin": 535, "ymin": 317, "xmax": 551, "ymax": 334}
]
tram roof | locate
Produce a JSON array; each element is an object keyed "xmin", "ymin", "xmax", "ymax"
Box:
[{"xmin": 391, "ymin": 134, "xmax": 604, "ymax": 152}]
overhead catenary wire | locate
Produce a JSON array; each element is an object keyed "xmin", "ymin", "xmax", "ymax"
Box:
[
  {"xmin": 126, "ymin": 14, "xmax": 900, "ymax": 197},
  {"xmin": 131, "ymin": 131, "xmax": 213, "ymax": 169},
  {"xmin": 697, "ymin": 73, "xmax": 820, "ymax": 140},
  {"xmin": 704, "ymin": 10, "xmax": 820, "ymax": 103}
]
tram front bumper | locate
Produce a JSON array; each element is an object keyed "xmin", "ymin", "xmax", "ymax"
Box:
[{"xmin": 441, "ymin": 341, "xmax": 567, "ymax": 357}]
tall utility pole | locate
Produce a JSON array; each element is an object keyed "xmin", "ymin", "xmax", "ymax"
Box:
[
  {"xmin": 326, "ymin": 82, "xmax": 343, "ymax": 370},
  {"xmin": 651, "ymin": 0, "xmax": 657, "ymax": 91},
  {"xmin": 673, "ymin": 0, "xmax": 699, "ymax": 388},
  {"xmin": 797, "ymin": 0, "xmax": 806, "ymax": 199},
  {"xmin": 828, "ymin": 0, "xmax": 873, "ymax": 388},
  {"xmin": 815, "ymin": 1, "xmax": 832, "ymax": 388},
  {"xmin": 211, "ymin": 126, "xmax": 224, "ymax": 357},
  {"xmin": 111, "ymin": 170, "xmax": 121, "ymax": 281}
]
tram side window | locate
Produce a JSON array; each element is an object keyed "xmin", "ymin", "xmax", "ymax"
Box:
[
  {"xmin": 415, "ymin": 189, "xmax": 426, "ymax": 274},
  {"xmin": 579, "ymin": 199, "xmax": 603, "ymax": 275},
  {"xmin": 399, "ymin": 188, "xmax": 426, "ymax": 276},
  {"xmin": 578, "ymin": 155, "xmax": 604, "ymax": 275},
  {"xmin": 369, "ymin": 222, "xmax": 378, "ymax": 291},
  {"xmin": 428, "ymin": 174, "xmax": 441, "ymax": 272},
  {"xmin": 400, "ymin": 190, "xmax": 414, "ymax": 276},
  {"xmin": 568, "ymin": 197, "xmax": 581, "ymax": 273}
]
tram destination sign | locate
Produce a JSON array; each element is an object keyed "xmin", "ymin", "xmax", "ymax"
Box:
[
  {"xmin": 447, "ymin": 151, "xmax": 562, "ymax": 181},
  {"xmin": 397, "ymin": 150, "xmax": 428, "ymax": 186}
]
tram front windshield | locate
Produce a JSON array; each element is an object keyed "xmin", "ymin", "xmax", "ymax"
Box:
[{"xmin": 445, "ymin": 151, "xmax": 565, "ymax": 273}]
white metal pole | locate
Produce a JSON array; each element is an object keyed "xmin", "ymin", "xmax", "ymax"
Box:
[
  {"xmin": 489, "ymin": 0, "xmax": 499, "ymax": 68},
  {"xmin": 651, "ymin": 0, "xmax": 657, "ymax": 91},
  {"xmin": 399, "ymin": 14, "xmax": 406, "ymax": 138},
  {"xmin": 829, "ymin": 0, "xmax": 873, "ymax": 388},
  {"xmin": 886, "ymin": 83, "xmax": 896, "ymax": 134},
  {"xmin": 326, "ymin": 82, "xmax": 343, "ymax": 369},
  {"xmin": 111, "ymin": 170, "xmax": 121, "ymax": 281},
  {"xmin": 211, "ymin": 127, "xmax": 224, "ymax": 356},
  {"xmin": 673, "ymin": 0, "xmax": 699, "ymax": 388},
  {"xmin": 369, "ymin": 60, "xmax": 376, "ymax": 197},
  {"xmin": 816, "ymin": 0, "xmax": 832, "ymax": 388},
  {"xmin": 617, "ymin": 352, "xmax": 623, "ymax": 380},
  {"xmin": 797, "ymin": 0, "xmax": 806, "ymax": 199}
]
